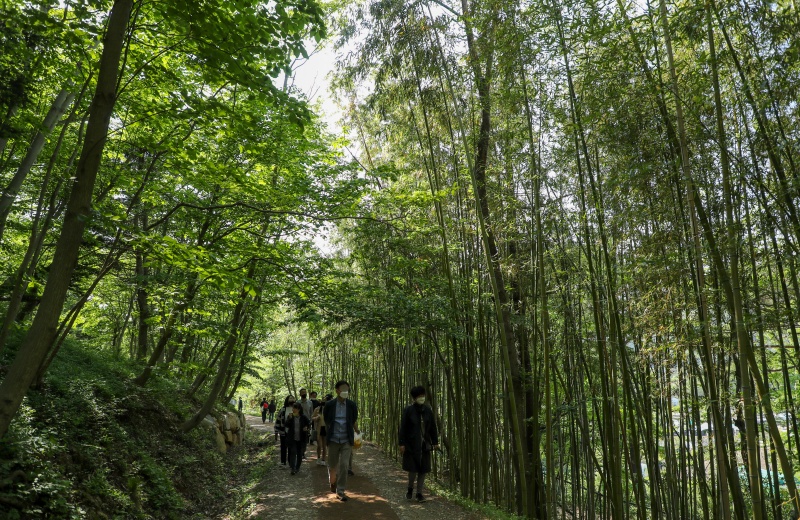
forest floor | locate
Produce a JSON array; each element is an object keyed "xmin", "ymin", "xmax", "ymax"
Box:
[{"xmin": 231, "ymin": 414, "xmax": 487, "ymax": 520}]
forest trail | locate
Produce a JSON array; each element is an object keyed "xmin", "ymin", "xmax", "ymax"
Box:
[{"xmin": 241, "ymin": 415, "xmax": 486, "ymax": 519}]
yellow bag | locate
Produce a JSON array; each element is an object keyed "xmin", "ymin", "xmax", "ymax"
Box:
[{"xmin": 353, "ymin": 432, "xmax": 363, "ymax": 450}]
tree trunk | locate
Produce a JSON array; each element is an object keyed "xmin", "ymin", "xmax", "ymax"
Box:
[
  {"xmin": 705, "ymin": 2, "xmax": 766, "ymax": 514},
  {"xmin": 0, "ymin": 89, "xmax": 75, "ymax": 244},
  {"xmin": 187, "ymin": 339, "xmax": 224, "ymax": 398},
  {"xmin": 452, "ymin": 4, "xmax": 530, "ymax": 514},
  {"xmin": 134, "ymin": 215, "xmax": 150, "ymax": 361},
  {"xmin": 182, "ymin": 273, "xmax": 254, "ymax": 432},
  {"xmin": 134, "ymin": 212, "xmax": 212, "ymax": 385},
  {"xmin": 0, "ymin": 104, "xmax": 19, "ymax": 160},
  {"xmin": 0, "ymin": 0, "xmax": 135, "ymax": 439},
  {"xmin": 226, "ymin": 318, "xmax": 255, "ymax": 401}
]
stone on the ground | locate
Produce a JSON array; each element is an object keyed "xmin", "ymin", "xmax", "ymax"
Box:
[
  {"xmin": 201, "ymin": 414, "xmax": 228, "ymax": 454},
  {"xmin": 196, "ymin": 411, "xmax": 248, "ymax": 453}
]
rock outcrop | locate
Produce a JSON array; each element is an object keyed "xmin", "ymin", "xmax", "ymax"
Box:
[{"xmin": 201, "ymin": 411, "xmax": 245, "ymax": 454}]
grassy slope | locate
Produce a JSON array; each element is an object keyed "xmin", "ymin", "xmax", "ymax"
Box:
[{"xmin": 0, "ymin": 337, "xmax": 245, "ymax": 519}]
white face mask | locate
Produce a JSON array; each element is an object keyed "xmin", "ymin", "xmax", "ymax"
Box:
[
  {"xmin": 416, "ymin": 397, "xmax": 426, "ymax": 405},
  {"xmin": 339, "ymin": 390, "xmax": 349, "ymax": 399}
]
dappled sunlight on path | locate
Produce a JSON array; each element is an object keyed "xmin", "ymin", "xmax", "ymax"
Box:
[{"xmin": 241, "ymin": 414, "xmax": 485, "ymax": 519}]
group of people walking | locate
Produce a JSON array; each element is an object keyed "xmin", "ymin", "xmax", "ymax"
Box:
[
  {"xmin": 264, "ymin": 381, "xmax": 438, "ymax": 503},
  {"xmin": 259, "ymin": 398, "xmax": 276, "ymax": 423}
]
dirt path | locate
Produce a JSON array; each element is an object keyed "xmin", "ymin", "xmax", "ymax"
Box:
[{"xmin": 242, "ymin": 415, "xmax": 485, "ymax": 520}]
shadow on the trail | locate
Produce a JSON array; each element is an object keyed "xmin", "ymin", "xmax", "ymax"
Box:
[{"xmin": 312, "ymin": 491, "xmax": 392, "ymax": 505}]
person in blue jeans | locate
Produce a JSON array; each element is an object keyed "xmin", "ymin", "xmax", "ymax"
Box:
[
  {"xmin": 284, "ymin": 402, "xmax": 311, "ymax": 475},
  {"xmin": 322, "ymin": 380, "xmax": 359, "ymax": 501}
]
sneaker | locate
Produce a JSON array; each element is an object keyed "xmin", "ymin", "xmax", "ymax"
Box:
[
  {"xmin": 291, "ymin": 469, "xmax": 296, "ymax": 475},
  {"xmin": 416, "ymin": 493, "xmax": 426, "ymax": 503},
  {"xmin": 406, "ymin": 488, "xmax": 413, "ymax": 500},
  {"xmin": 337, "ymin": 492, "xmax": 349, "ymax": 501},
  {"xmin": 279, "ymin": 464, "xmax": 287, "ymax": 469},
  {"xmin": 348, "ymin": 469, "xmax": 355, "ymax": 476},
  {"xmin": 317, "ymin": 459, "xmax": 326, "ymax": 466}
]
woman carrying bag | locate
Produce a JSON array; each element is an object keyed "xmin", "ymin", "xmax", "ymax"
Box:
[{"xmin": 398, "ymin": 385, "xmax": 439, "ymax": 502}]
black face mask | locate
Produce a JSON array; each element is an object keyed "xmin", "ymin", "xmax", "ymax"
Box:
[
  {"xmin": 288, "ymin": 401, "xmax": 295, "ymax": 406},
  {"xmin": 300, "ymin": 395, "xmax": 307, "ymax": 399}
]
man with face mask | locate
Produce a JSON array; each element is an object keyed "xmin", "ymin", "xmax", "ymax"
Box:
[
  {"xmin": 298, "ymin": 388, "xmax": 314, "ymax": 418},
  {"xmin": 322, "ymin": 380, "xmax": 359, "ymax": 501},
  {"xmin": 399, "ymin": 385, "xmax": 439, "ymax": 502}
]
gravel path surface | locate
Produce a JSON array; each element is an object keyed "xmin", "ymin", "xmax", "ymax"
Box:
[{"xmin": 241, "ymin": 414, "xmax": 486, "ymax": 520}]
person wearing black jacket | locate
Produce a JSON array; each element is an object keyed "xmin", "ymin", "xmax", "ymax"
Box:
[
  {"xmin": 275, "ymin": 395, "xmax": 295, "ymax": 469},
  {"xmin": 398, "ymin": 386, "xmax": 439, "ymax": 502},
  {"xmin": 260, "ymin": 398, "xmax": 268, "ymax": 423},
  {"xmin": 284, "ymin": 402, "xmax": 312, "ymax": 475}
]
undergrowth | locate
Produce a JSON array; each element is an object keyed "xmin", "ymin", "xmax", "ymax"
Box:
[
  {"xmin": 427, "ymin": 482, "xmax": 523, "ymax": 520},
  {"xmin": 0, "ymin": 337, "xmax": 244, "ymax": 519},
  {"xmin": 227, "ymin": 427, "xmax": 275, "ymax": 519}
]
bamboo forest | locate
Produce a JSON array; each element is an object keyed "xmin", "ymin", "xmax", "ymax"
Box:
[{"xmin": 1, "ymin": 0, "xmax": 800, "ymax": 518}]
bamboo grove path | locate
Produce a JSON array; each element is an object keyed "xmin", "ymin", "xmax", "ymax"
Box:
[{"xmin": 240, "ymin": 415, "xmax": 485, "ymax": 519}]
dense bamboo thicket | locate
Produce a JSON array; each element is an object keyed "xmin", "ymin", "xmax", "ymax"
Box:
[{"xmin": 305, "ymin": 0, "xmax": 800, "ymax": 518}]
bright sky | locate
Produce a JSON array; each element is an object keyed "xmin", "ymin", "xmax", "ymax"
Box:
[
  {"xmin": 279, "ymin": 39, "xmax": 346, "ymax": 256},
  {"xmin": 283, "ymin": 40, "xmax": 342, "ymax": 131}
]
